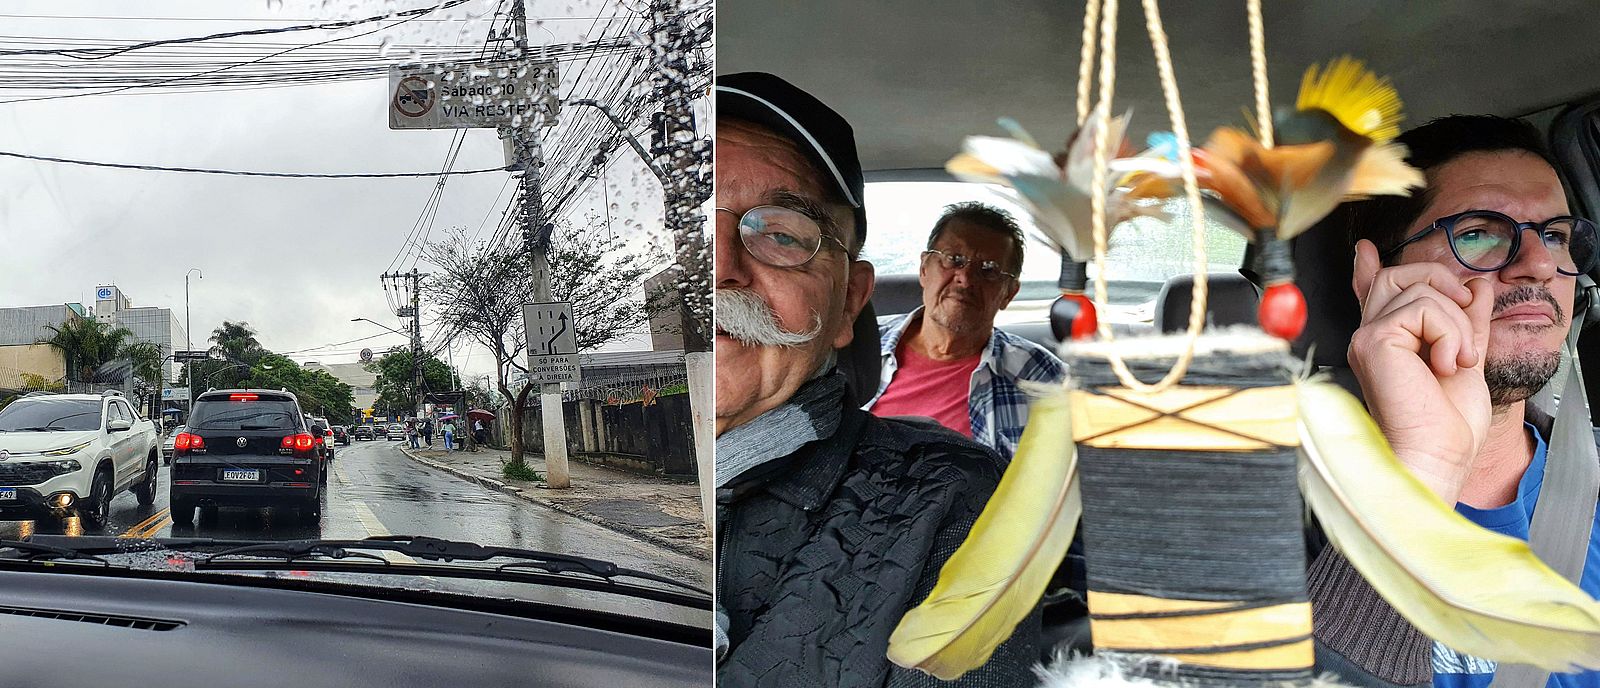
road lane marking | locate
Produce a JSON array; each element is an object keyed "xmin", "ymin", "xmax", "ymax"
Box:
[
  {"xmin": 348, "ymin": 499, "xmax": 418, "ymax": 565},
  {"xmin": 120, "ymin": 508, "xmax": 170, "ymax": 538}
]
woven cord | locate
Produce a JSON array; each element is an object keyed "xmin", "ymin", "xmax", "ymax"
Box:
[
  {"xmin": 1087, "ymin": 0, "xmax": 1210, "ymax": 393},
  {"xmin": 1247, "ymin": 0, "xmax": 1273, "ymax": 147},
  {"xmin": 1076, "ymin": 0, "xmax": 1103, "ymax": 127}
]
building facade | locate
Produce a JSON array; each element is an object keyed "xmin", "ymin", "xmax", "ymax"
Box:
[{"xmin": 95, "ymin": 286, "xmax": 187, "ymax": 384}]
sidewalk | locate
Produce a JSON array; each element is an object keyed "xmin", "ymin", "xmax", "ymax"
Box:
[{"xmin": 397, "ymin": 442, "xmax": 710, "ymax": 560}]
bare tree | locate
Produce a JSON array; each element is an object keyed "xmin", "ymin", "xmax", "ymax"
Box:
[{"xmin": 423, "ymin": 219, "xmax": 660, "ymax": 471}]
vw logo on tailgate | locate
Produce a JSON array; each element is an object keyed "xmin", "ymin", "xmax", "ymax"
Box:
[
  {"xmin": 236, "ymin": 437, "xmax": 248, "ymax": 448},
  {"xmin": 0, "ymin": 450, "xmax": 8, "ymax": 462}
]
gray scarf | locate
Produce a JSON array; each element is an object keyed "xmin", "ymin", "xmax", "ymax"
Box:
[
  {"xmin": 714, "ymin": 369, "xmax": 847, "ymax": 663},
  {"xmin": 715, "ymin": 370, "xmax": 846, "ymax": 487}
]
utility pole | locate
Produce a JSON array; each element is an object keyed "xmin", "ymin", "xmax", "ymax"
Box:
[
  {"xmin": 380, "ymin": 269, "xmax": 427, "ymax": 421},
  {"xmin": 510, "ymin": 0, "xmax": 570, "ymax": 489},
  {"xmin": 649, "ymin": 0, "xmax": 713, "ymax": 528},
  {"xmin": 564, "ymin": 0, "xmax": 713, "ymax": 524}
]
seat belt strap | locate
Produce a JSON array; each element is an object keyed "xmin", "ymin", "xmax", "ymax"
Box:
[{"xmin": 1490, "ymin": 324, "xmax": 1599, "ymax": 688}]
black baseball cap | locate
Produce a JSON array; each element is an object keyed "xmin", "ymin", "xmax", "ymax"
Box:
[{"xmin": 716, "ymin": 72, "xmax": 867, "ymax": 248}]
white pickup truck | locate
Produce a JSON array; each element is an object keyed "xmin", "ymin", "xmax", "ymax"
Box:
[{"xmin": 0, "ymin": 391, "xmax": 161, "ymax": 527}]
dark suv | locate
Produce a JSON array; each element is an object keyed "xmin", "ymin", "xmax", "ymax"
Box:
[{"xmin": 169, "ymin": 389, "xmax": 324, "ymax": 525}]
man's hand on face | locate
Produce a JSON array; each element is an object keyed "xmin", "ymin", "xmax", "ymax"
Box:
[{"xmin": 1348, "ymin": 239, "xmax": 1496, "ymax": 503}]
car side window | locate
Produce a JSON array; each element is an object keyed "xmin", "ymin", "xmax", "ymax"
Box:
[
  {"xmin": 106, "ymin": 402, "xmax": 127, "ymax": 427},
  {"xmin": 117, "ymin": 401, "xmax": 135, "ymax": 422}
]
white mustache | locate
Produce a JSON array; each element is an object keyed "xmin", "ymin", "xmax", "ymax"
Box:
[{"xmin": 716, "ymin": 289, "xmax": 822, "ymax": 348}]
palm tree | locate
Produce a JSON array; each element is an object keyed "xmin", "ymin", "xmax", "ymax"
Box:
[
  {"xmin": 209, "ymin": 321, "xmax": 264, "ymax": 364},
  {"xmin": 41, "ymin": 317, "xmax": 137, "ymax": 383}
]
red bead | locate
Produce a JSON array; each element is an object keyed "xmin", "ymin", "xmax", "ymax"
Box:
[
  {"xmin": 1068, "ymin": 294, "xmax": 1098, "ymax": 340},
  {"xmin": 1259, "ymin": 282, "xmax": 1307, "ymax": 340}
]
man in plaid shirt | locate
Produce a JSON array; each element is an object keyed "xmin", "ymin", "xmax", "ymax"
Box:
[{"xmin": 864, "ymin": 202, "xmax": 1065, "ymax": 460}]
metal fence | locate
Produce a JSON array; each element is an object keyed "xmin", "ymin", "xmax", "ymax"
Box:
[{"xmin": 519, "ymin": 389, "xmax": 696, "ymax": 479}]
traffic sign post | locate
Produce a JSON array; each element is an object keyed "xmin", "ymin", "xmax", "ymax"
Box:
[
  {"xmin": 522, "ymin": 301, "xmax": 579, "ymax": 383},
  {"xmin": 388, "ymin": 59, "xmax": 560, "ymax": 130}
]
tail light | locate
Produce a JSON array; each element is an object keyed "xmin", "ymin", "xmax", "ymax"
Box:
[
  {"xmin": 281, "ymin": 433, "xmax": 316, "ymax": 453},
  {"xmin": 174, "ymin": 433, "xmax": 204, "ymax": 452},
  {"xmin": 229, "ymin": 393, "xmax": 259, "ymax": 401}
]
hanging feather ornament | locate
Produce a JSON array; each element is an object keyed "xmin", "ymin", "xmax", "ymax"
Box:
[
  {"xmin": 947, "ymin": 105, "xmax": 1155, "ymax": 341},
  {"xmin": 891, "ymin": 335, "xmax": 1600, "ymax": 683},
  {"xmin": 1118, "ymin": 57, "xmax": 1424, "ymax": 340}
]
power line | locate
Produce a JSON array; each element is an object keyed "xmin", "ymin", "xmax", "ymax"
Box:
[
  {"xmin": 279, "ymin": 331, "xmax": 402, "ymax": 355},
  {"xmin": 0, "ymin": 149, "xmax": 509, "ymax": 178},
  {"xmin": 0, "ymin": 0, "xmax": 475, "ymax": 59},
  {"xmin": 0, "ymin": 8, "xmax": 438, "ymax": 105},
  {"xmin": 0, "ymin": 13, "xmax": 625, "ymax": 23}
]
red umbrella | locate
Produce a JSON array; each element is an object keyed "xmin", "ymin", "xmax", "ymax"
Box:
[{"xmin": 467, "ymin": 409, "xmax": 496, "ymax": 422}]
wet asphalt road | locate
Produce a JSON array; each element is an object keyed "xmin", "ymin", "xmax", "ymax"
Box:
[{"xmin": 0, "ymin": 439, "xmax": 711, "ymax": 626}]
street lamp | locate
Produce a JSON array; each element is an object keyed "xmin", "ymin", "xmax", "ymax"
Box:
[{"xmin": 350, "ymin": 317, "xmax": 408, "ymax": 338}]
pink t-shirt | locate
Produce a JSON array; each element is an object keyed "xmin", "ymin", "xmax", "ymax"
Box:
[{"xmin": 870, "ymin": 344, "xmax": 980, "ymax": 437}]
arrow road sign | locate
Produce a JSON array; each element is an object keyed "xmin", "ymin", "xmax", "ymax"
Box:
[{"xmin": 522, "ymin": 302, "xmax": 579, "ymax": 383}]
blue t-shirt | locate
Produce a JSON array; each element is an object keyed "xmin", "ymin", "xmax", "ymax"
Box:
[{"xmin": 1433, "ymin": 423, "xmax": 1600, "ymax": 688}]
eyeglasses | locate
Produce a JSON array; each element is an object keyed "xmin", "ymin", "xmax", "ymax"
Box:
[
  {"xmin": 1383, "ymin": 210, "xmax": 1599, "ymax": 276},
  {"xmin": 921, "ymin": 249, "xmax": 1017, "ymax": 283},
  {"xmin": 717, "ymin": 205, "xmax": 849, "ymax": 268}
]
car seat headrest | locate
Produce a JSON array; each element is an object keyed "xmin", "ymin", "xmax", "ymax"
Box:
[
  {"xmin": 1154, "ymin": 272, "xmax": 1263, "ymax": 333},
  {"xmin": 838, "ymin": 300, "xmax": 882, "ymax": 407}
]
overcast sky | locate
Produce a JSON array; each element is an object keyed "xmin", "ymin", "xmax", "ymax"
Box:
[{"xmin": 0, "ymin": 0, "xmax": 694, "ymax": 383}]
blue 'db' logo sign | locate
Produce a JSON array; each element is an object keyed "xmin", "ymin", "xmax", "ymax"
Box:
[{"xmin": 97, "ymin": 288, "xmax": 112, "ymax": 300}]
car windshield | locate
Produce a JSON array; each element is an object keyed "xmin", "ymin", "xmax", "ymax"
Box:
[
  {"xmin": 0, "ymin": 398, "xmax": 103, "ymax": 432},
  {"xmin": 0, "ymin": 0, "xmax": 712, "ymax": 630}
]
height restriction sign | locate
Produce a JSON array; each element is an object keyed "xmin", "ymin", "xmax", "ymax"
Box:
[
  {"xmin": 523, "ymin": 301, "xmax": 579, "ymax": 383},
  {"xmin": 388, "ymin": 59, "xmax": 560, "ymax": 130}
]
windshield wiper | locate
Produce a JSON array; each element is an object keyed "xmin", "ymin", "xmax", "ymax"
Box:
[
  {"xmin": 9, "ymin": 426, "xmax": 69, "ymax": 432},
  {"xmin": 20, "ymin": 535, "xmax": 711, "ymax": 609},
  {"xmin": 201, "ymin": 535, "xmax": 707, "ymax": 594},
  {"xmin": 0, "ymin": 539, "xmax": 111, "ymax": 566}
]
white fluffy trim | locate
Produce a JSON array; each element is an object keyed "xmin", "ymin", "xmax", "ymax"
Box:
[{"xmin": 1032, "ymin": 651, "xmax": 1357, "ymax": 688}]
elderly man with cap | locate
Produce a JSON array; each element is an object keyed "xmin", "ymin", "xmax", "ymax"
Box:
[{"xmin": 715, "ymin": 72, "xmax": 1038, "ymax": 687}]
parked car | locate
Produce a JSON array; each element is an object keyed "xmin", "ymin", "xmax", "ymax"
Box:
[
  {"xmin": 386, "ymin": 422, "xmax": 405, "ymax": 440},
  {"xmin": 0, "ymin": 391, "xmax": 161, "ymax": 526},
  {"xmin": 161, "ymin": 424, "xmax": 186, "ymax": 465},
  {"xmin": 353, "ymin": 424, "xmax": 375, "ymax": 441},
  {"xmin": 170, "ymin": 389, "xmax": 325, "ymax": 526},
  {"xmin": 332, "ymin": 425, "xmax": 350, "ymax": 445},
  {"xmin": 311, "ymin": 416, "xmax": 335, "ymax": 461}
]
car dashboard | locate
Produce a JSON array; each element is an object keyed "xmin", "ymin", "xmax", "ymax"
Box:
[{"xmin": 0, "ymin": 566, "xmax": 709, "ymax": 687}]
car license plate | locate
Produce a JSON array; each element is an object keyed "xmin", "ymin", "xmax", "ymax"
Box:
[
  {"xmin": 221, "ymin": 469, "xmax": 260, "ymax": 482},
  {"xmin": 0, "ymin": 488, "xmax": 14, "ymax": 501}
]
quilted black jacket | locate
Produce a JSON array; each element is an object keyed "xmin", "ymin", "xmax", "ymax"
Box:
[{"xmin": 717, "ymin": 407, "xmax": 1039, "ymax": 688}]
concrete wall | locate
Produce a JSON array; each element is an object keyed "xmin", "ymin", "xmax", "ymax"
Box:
[
  {"xmin": 0, "ymin": 305, "xmax": 81, "ymax": 347},
  {"xmin": 519, "ymin": 394, "xmax": 697, "ymax": 479},
  {"xmin": 0, "ymin": 344, "xmax": 67, "ymax": 387}
]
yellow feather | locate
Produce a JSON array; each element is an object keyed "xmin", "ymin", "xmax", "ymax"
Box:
[
  {"xmin": 1297, "ymin": 379, "xmax": 1600, "ymax": 671},
  {"xmin": 1297, "ymin": 57, "xmax": 1405, "ymax": 143},
  {"xmin": 888, "ymin": 390, "xmax": 1081, "ymax": 680}
]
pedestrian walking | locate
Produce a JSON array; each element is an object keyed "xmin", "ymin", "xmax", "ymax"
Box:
[
  {"xmin": 406, "ymin": 419, "xmax": 419, "ymax": 449},
  {"xmin": 473, "ymin": 419, "xmax": 488, "ymax": 447},
  {"xmin": 442, "ymin": 419, "xmax": 456, "ymax": 452},
  {"xmin": 422, "ymin": 418, "xmax": 434, "ymax": 447}
]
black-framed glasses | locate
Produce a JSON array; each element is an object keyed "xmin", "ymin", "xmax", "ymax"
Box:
[
  {"xmin": 1383, "ymin": 210, "xmax": 1599, "ymax": 276},
  {"xmin": 921, "ymin": 249, "xmax": 1017, "ymax": 283},
  {"xmin": 717, "ymin": 205, "xmax": 849, "ymax": 268}
]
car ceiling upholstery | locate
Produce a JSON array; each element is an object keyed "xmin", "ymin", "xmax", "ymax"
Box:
[{"xmin": 718, "ymin": 0, "xmax": 1600, "ymax": 177}]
